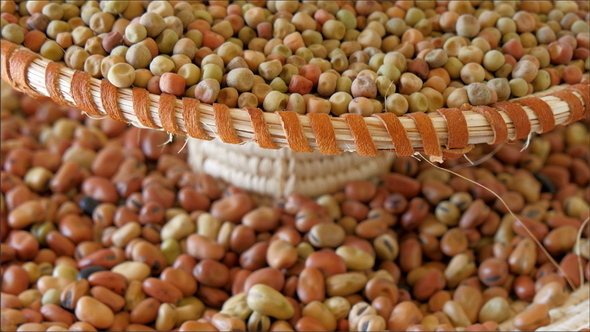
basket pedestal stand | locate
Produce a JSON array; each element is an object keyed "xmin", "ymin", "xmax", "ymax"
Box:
[{"xmin": 188, "ymin": 138, "xmax": 395, "ymax": 198}]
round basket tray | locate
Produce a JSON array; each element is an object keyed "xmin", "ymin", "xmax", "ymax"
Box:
[{"xmin": 1, "ymin": 39, "xmax": 589, "ymax": 162}]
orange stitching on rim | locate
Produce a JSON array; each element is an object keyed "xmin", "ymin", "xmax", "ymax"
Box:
[
  {"xmin": 45, "ymin": 62, "xmax": 70, "ymax": 106},
  {"xmin": 100, "ymin": 79, "xmax": 126, "ymax": 122},
  {"xmin": 468, "ymin": 105, "xmax": 508, "ymax": 145},
  {"xmin": 71, "ymin": 71, "xmax": 102, "ymax": 116},
  {"xmin": 213, "ymin": 103, "xmax": 241, "ymax": 144},
  {"xmin": 245, "ymin": 107, "xmax": 279, "ymax": 150},
  {"xmin": 567, "ymin": 82, "xmax": 590, "ymax": 118},
  {"xmin": 277, "ymin": 111, "xmax": 313, "ymax": 153},
  {"xmin": 492, "ymin": 101, "xmax": 531, "ymax": 141},
  {"xmin": 372, "ymin": 113, "xmax": 414, "ymax": 157},
  {"xmin": 0, "ymin": 40, "xmax": 18, "ymax": 83},
  {"xmin": 158, "ymin": 94, "xmax": 181, "ymax": 135},
  {"xmin": 515, "ymin": 97, "xmax": 555, "ymax": 134},
  {"xmin": 437, "ymin": 108, "xmax": 469, "ymax": 149},
  {"xmin": 10, "ymin": 49, "xmax": 42, "ymax": 97},
  {"xmin": 182, "ymin": 98, "xmax": 210, "ymax": 140},
  {"xmin": 405, "ymin": 112, "xmax": 442, "ymax": 159},
  {"xmin": 132, "ymin": 87, "xmax": 157, "ymax": 128},
  {"xmin": 551, "ymin": 89, "xmax": 584, "ymax": 125},
  {"xmin": 342, "ymin": 113, "xmax": 378, "ymax": 156},
  {"xmin": 308, "ymin": 112, "xmax": 342, "ymax": 155}
]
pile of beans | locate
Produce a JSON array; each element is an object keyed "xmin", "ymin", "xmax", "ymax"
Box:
[
  {"xmin": 0, "ymin": 1, "xmax": 589, "ymax": 115},
  {"xmin": 2, "ymin": 78, "xmax": 590, "ymax": 331}
]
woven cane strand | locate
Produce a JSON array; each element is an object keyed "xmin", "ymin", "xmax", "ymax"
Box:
[{"xmin": 1, "ymin": 40, "xmax": 588, "ymax": 159}]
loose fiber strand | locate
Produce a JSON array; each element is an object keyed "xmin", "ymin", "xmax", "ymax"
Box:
[{"xmin": 417, "ymin": 152, "xmax": 578, "ymax": 290}]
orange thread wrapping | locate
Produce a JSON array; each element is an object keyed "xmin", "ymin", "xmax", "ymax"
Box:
[
  {"xmin": 132, "ymin": 87, "xmax": 157, "ymax": 128},
  {"xmin": 71, "ymin": 71, "xmax": 102, "ymax": 116},
  {"xmin": 404, "ymin": 112, "xmax": 442, "ymax": 160},
  {"xmin": 181, "ymin": 98, "xmax": 210, "ymax": 140},
  {"xmin": 158, "ymin": 94, "xmax": 181, "ymax": 135},
  {"xmin": 44, "ymin": 62, "xmax": 70, "ymax": 106},
  {"xmin": 436, "ymin": 108, "xmax": 469, "ymax": 149},
  {"xmin": 277, "ymin": 111, "xmax": 313, "ymax": 153},
  {"xmin": 469, "ymin": 105, "xmax": 508, "ymax": 145},
  {"xmin": 372, "ymin": 113, "xmax": 414, "ymax": 157},
  {"xmin": 308, "ymin": 113, "xmax": 342, "ymax": 155},
  {"xmin": 551, "ymin": 89, "xmax": 584, "ymax": 125},
  {"xmin": 492, "ymin": 101, "xmax": 531, "ymax": 140},
  {"xmin": 342, "ymin": 114, "xmax": 378, "ymax": 156},
  {"xmin": 515, "ymin": 97, "xmax": 555, "ymax": 134},
  {"xmin": 567, "ymin": 83, "xmax": 590, "ymax": 118},
  {"xmin": 213, "ymin": 103, "xmax": 241, "ymax": 144},
  {"xmin": 100, "ymin": 79, "xmax": 126, "ymax": 122},
  {"xmin": 9, "ymin": 49, "xmax": 42, "ymax": 97},
  {"xmin": 245, "ymin": 107, "xmax": 279, "ymax": 150},
  {"xmin": 0, "ymin": 40, "xmax": 18, "ymax": 83}
]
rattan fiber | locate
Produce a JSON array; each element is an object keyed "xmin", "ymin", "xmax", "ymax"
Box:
[{"xmin": 1, "ymin": 40, "xmax": 589, "ymax": 161}]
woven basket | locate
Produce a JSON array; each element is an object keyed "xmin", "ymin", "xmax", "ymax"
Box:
[
  {"xmin": 1, "ymin": 40, "xmax": 589, "ymax": 163},
  {"xmin": 189, "ymin": 138, "xmax": 394, "ymax": 198}
]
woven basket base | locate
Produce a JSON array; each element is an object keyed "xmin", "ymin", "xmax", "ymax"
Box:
[
  {"xmin": 188, "ymin": 138, "xmax": 395, "ymax": 198},
  {"xmin": 500, "ymin": 283, "xmax": 589, "ymax": 331}
]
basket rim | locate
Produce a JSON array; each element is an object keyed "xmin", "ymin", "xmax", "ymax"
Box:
[{"xmin": 1, "ymin": 40, "xmax": 588, "ymax": 160}]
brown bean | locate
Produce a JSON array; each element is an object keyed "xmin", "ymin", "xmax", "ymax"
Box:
[
  {"xmin": 543, "ymin": 225, "xmax": 578, "ymax": 254},
  {"xmin": 7, "ymin": 230, "xmax": 39, "ymax": 261},
  {"xmin": 440, "ymin": 227, "xmax": 468, "ymax": 257},
  {"xmin": 186, "ymin": 234, "xmax": 225, "ymax": 261},
  {"xmin": 4, "ymin": 148, "xmax": 33, "ymax": 177},
  {"xmin": 512, "ymin": 217, "xmax": 549, "ymax": 241},
  {"xmin": 244, "ymin": 267, "xmax": 285, "ymax": 294},
  {"xmin": 87, "ymin": 271, "xmax": 127, "ymax": 296},
  {"xmin": 7, "ymin": 200, "xmax": 44, "ymax": 229},
  {"xmin": 388, "ymin": 301, "xmax": 423, "ymax": 332},
  {"xmin": 382, "ymin": 174, "xmax": 421, "ymax": 198},
  {"xmin": 459, "ymin": 199, "xmax": 490, "ymax": 229},
  {"xmin": 40, "ymin": 303, "xmax": 75, "ymax": 326},
  {"xmin": 421, "ymin": 179, "xmax": 454, "ymax": 205},
  {"xmin": 243, "ymin": 206, "xmax": 280, "ymax": 232},
  {"xmin": 240, "ymin": 241, "xmax": 269, "ymax": 271},
  {"xmin": 142, "ymin": 277, "xmax": 182, "ymax": 304},
  {"xmin": 478, "ymin": 258, "xmax": 509, "ymax": 287},
  {"xmin": 508, "ymin": 237, "xmax": 537, "ymax": 275},
  {"xmin": 267, "ymin": 239, "xmax": 298, "ymax": 270},
  {"xmin": 560, "ymin": 253, "xmax": 587, "ymax": 288},
  {"xmin": 399, "ymin": 238, "xmax": 422, "ymax": 273},
  {"xmin": 345, "ymin": 180, "xmax": 377, "ymax": 202},
  {"xmin": 78, "ymin": 248, "xmax": 125, "ymax": 270},
  {"xmin": 193, "ymin": 259, "xmax": 230, "ymax": 289},
  {"xmin": 82, "ymin": 176, "xmax": 119, "ymax": 204},
  {"xmin": 197, "ymin": 285, "xmax": 229, "ymax": 308},
  {"xmin": 365, "ymin": 277, "xmax": 399, "ymax": 305},
  {"xmin": 91, "ymin": 146, "xmax": 126, "ymax": 178},
  {"xmin": 1, "ymin": 265, "xmax": 29, "ymax": 295},
  {"xmin": 160, "ymin": 267, "xmax": 197, "ymax": 297},
  {"xmin": 297, "ymin": 267, "xmax": 325, "ymax": 304},
  {"xmin": 413, "ymin": 269, "xmax": 446, "ymax": 301},
  {"xmin": 60, "ymin": 279, "xmax": 89, "ymax": 310},
  {"xmin": 90, "ymin": 285, "xmax": 126, "ymax": 312},
  {"xmin": 130, "ymin": 297, "xmax": 160, "ymax": 325},
  {"xmin": 230, "ymin": 225, "xmax": 257, "ymax": 254},
  {"xmin": 75, "ymin": 295, "xmax": 115, "ymax": 329},
  {"xmin": 355, "ymin": 218, "xmax": 388, "ymax": 240},
  {"xmin": 453, "ymin": 285, "xmax": 483, "ymax": 324},
  {"xmin": 513, "ymin": 303, "xmax": 550, "ymax": 331},
  {"xmin": 210, "ymin": 193, "xmax": 255, "ymax": 223},
  {"xmin": 400, "ymin": 197, "xmax": 429, "ymax": 230},
  {"xmin": 305, "ymin": 250, "xmax": 347, "ymax": 278}
]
